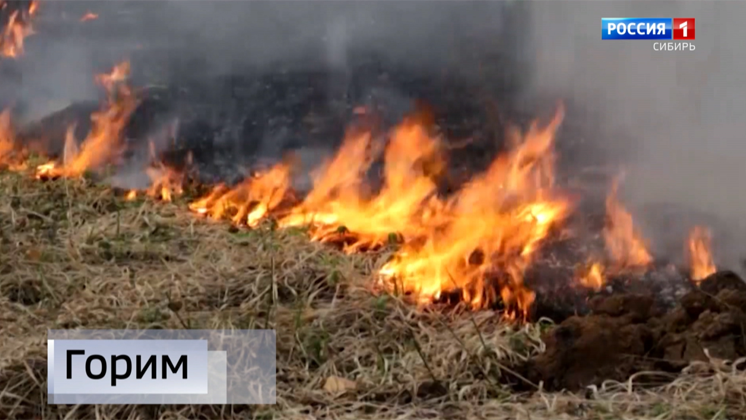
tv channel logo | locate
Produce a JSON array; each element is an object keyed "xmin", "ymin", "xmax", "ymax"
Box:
[{"xmin": 602, "ymin": 18, "xmax": 696, "ymax": 40}]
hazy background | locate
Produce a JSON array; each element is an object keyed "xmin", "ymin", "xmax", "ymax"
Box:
[
  {"xmin": 525, "ymin": 1, "xmax": 746, "ymax": 269},
  {"xmin": 13, "ymin": 1, "xmax": 517, "ymax": 120},
  {"xmin": 6, "ymin": 0, "xmax": 746, "ymax": 270}
]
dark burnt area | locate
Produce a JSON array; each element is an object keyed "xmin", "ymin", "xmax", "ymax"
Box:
[
  {"xmin": 13, "ymin": 41, "xmax": 609, "ymax": 191},
  {"xmin": 17, "ymin": 57, "xmax": 504, "ymax": 183},
  {"xmin": 512, "ymin": 270, "xmax": 746, "ymax": 392}
]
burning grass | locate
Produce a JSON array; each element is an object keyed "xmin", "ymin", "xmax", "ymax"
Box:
[
  {"xmin": 2, "ymin": 168, "xmax": 746, "ymax": 420},
  {"xmin": 0, "ymin": 56, "xmax": 742, "ymax": 419},
  {"xmin": 0, "ymin": 0, "xmax": 38, "ymax": 58}
]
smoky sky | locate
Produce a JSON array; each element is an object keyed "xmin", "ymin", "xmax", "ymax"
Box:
[{"xmin": 12, "ymin": 1, "xmax": 512, "ymax": 113}]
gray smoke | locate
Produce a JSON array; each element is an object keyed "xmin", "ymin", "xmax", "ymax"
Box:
[
  {"xmin": 7, "ymin": 1, "xmax": 515, "ymax": 184},
  {"xmin": 13, "ymin": 1, "xmax": 512, "ymax": 96},
  {"xmin": 525, "ymin": 1, "xmax": 746, "ymax": 270}
]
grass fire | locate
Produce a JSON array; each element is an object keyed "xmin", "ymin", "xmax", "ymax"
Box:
[{"xmin": 1, "ymin": 3, "xmax": 744, "ymax": 419}]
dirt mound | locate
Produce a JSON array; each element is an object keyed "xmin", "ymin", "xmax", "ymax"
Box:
[{"xmin": 518, "ymin": 270, "xmax": 746, "ymax": 391}]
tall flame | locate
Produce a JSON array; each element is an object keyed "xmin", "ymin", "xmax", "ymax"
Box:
[
  {"xmin": 0, "ymin": 109, "xmax": 15, "ymax": 162},
  {"xmin": 379, "ymin": 106, "xmax": 569, "ymax": 317},
  {"xmin": 36, "ymin": 61, "xmax": 138, "ymax": 179},
  {"xmin": 188, "ymin": 106, "xmax": 569, "ymax": 317},
  {"xmin": 603, "ymin": 179, "xmax": 653, "ymax": 270},
  {"xmin": 278, "ymin": 117, "xmax": 444, "ymax": 252},
  {"xmin": 0, "ymin": 108, "xmax": 27, "ymax": 170},
  {"xmin": 0, "ymin": 0, "xmax": 38, "ymax": 58},
  {"xmin": 687, "ymin": 226, "xmax": 716, "ymax": 283}
]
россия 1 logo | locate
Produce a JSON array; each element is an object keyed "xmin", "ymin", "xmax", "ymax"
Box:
[{"xmin": 601, "ymin": 18, "xmax": 696, "ymax": 51}]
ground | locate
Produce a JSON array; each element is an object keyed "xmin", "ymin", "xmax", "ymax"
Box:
[{"xmin": 1, "ymin": 169, "xmax": 744, "ymax": 420}]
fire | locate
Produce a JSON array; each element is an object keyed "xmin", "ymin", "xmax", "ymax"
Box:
[
  {"xmin": 143, "ymin": 165, "xmax": 183, "ymax": 202},
  {"xmin": 378, "ymin": 106, "xmax": 569, "ymax": 317},
  {"xmin": 0, "ymin": 109, "xmax": 22, "ymax": 168},
  {"xmin": 0, "ymin": 47, "xmax": 723, "ymax": 319},
  {"xmin": 603, "ymin": 179, "xmax": 653, "ymax": 271},
  {"xmin": 80, "ymin": 12, "xmax": 98, "ymax": 22},
  {"xmin": 0, "ymin": 109, "xmax": 13, "ymax": 159},
  {"xmin": 687, "ymin": 226, "xmax": 716, "ymax": 283},
  {"xmin": 278, "ymin": 117, "xmax": 444, "ymax": 252},
  {"xmin": 189, "ymin": 162, "xmax": 292, "ymax": 227},
  {"xmin": 0, "ymin": 109, "xmax": 28, "ymax": 170},
  {"xmin": 35, "ymin": 61, "xmax": 138, "ymax": 179},
  {"xmin": 578, "ymin": 262, "xmax": 605, "ymax": 290},
  {"xmin": 141, "ymin": 142, "xmax": 187, "ymax": 202},
  {"xmin": 0, "ymin": 0, "xmax": 38, "ymax": 58}
]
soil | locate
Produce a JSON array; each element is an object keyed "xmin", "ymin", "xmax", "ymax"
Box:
[{"xmin": 518, "ymin": 270, "xmax": 746, "ymax": 391}]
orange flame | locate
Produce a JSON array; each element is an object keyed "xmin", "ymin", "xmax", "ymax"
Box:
[
  {"xmin": 687, "ymin": 226, "xmax": 716, "ymax": 283},
  {"xmin": 378, "ymin": 106, "xmax": 569, "ymax": 318},
  {"xmin": 80, "ymin": 12, "xmax": 98, "ymax": 22},
  {"xmin": 142, "ymin": 142, "xmax": 187, "ymax": 202},
  {"xmin": 0, "ymin": 0, "xmax": 38, "ymax": 58},
  {"xmin": 603, "ymin": 179, "xmax": 653, "ymax": 271},
  {"xmin": 577, "ymin": 262, "xmax": 605, "ymax": 291},
  {"xmin": 0, "ymin": 109, "xmax": 13, "ymax": 158},
  {"xmin": 189, "ymin": 163, "xmax": 292, "ymax": 227},
  {"xmin": 36, "ymin": 61, "xmax": 138, "ymax": 179},
  {"xmin": 0, "ymin": 109, "xmax": 28, "ymax": 170},
  {"xmin": 143, "ymin": 166, "xmax": 183, "ymax": 202},
  {"xmin": 278, "ymin": 117, "xmax": 444, "ymax": 252},
  {"xmin": 195, "ymin": 106, "xmax": 567, "ymax": 317},
  {"xmin": 0, "ymin": 109, "xmax": 18, "ymax": 165}
]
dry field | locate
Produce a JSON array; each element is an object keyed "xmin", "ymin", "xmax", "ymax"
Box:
[{"xmin": 0, "ymin": 168, "xmax": 744, "ymax": 420}]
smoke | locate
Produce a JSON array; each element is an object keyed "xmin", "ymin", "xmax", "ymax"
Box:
[
  {"xmin": 8, "ymin": 1, "xmax": 517, "ymax": 184},
  {"xmin": 13, "ymin": 1, "xmax": 512, "ymax": 89},
  {"xmin": 524, "ymin": 1, "xmax": 746, "ymax": 270},
  {"xmin": 152, "ymin": 2, "xmax": 509, "ymax": 74}
]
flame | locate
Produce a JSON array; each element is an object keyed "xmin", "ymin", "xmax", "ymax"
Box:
[
  {"xmin": 0, "ymin": 0, "xmax": 38, "ymax": 58},
  {"xmin": 35, "ymin": 61, "xmax": 138, "ymax": 179},
  {"xmin": 0, "ymin": 109, "xmax": 28, "ymax": 170},
  {"xmin": 278, "ymin": 117, "xmax": 444, "ymax": 252},
  {"xmin": 142, "ymin": 142, "xmax": 187, "ymax": 202},
  {"xmin": 144, "ymin": 165, "xmax": 183, "ymax": 202},
  {"xmin": 80, "ymin": 12, "xmax": 98, "ymax": 22},
  {"xmin": 201, "ymin": 105, "xmax": 569, "ymax": 317},
  {"xmin": 378, "ymin": 106, "xmax": 569, "ymax": 318},
  {"xmin": 687, "ymin": 226, "xmax": 716, "ymax": 283},
  {"xmin": 0, "ymin": 109, "xmax": 13, "ymax": 158},
  {"xmin": 189, "ymin": 163, "xmax": 292, "ymax": 227},
  {"xmin": 2, "ymin": 50, "xmax": 718, "ymax": 319},
  {"xmin": 578, "ymin": 262, "xmax": 605, "ymax": 290},
  {"xmin": 603, "ymin": 180, "xmax": 653, "ymax": 271},
  {"xmin": 0, "ymin": 109, "xmax": 24, "ymax": 169}
]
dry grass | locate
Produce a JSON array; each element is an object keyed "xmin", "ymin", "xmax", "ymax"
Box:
[{"xmin": 0, "ymin": 169, "xmax": 744, "ymax": 420}]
